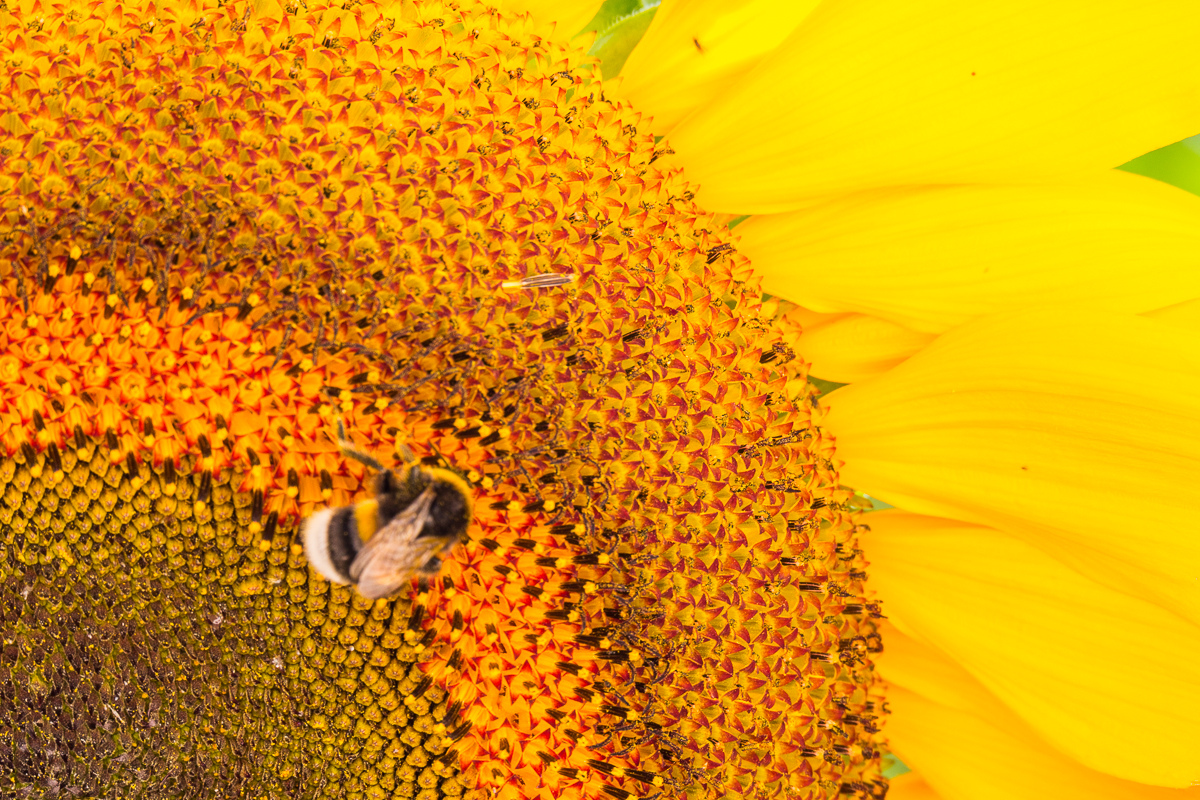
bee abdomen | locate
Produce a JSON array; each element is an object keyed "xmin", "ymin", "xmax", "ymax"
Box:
[{"xmin": 303, "ymin": 506, "xmax": 363, "ymax": 584}]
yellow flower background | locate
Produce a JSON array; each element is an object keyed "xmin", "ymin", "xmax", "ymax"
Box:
[
  {"xmin": 3, "ymin": 0, "xmax": 1200, "ymax": 799},
  {"xmin": 619, "ymin": 1, "xmax": 1200, "ymax": 798}
]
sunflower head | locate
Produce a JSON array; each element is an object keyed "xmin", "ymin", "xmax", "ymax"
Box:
[{"xmin": 0, "ymin": 0, "xmax": 885, "ymax": 798}]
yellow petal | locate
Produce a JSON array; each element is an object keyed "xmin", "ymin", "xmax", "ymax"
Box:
[
  {"xmin": 741, "ymin": 171, "xmax": 1200, "ymax": 334},
  {"xmin": 887, "ymin": 774, "xmax": 945, "ymax": 800},
  {"xmin": 826, "ymin": 309, "xmax": 1200, "ymax": 628},
  {"xmin": 502, "ymin": 0, "xmax": 604, "ymax": 37},
  {"xmin": 667, "ymin": 1, "xmax": 1200, "ymax": 213},
  {"xmin": 614, "ymin": 0, "xmax": 820, "ymax": 133},
  {"xmin": 879, "ymin": 627, "xmax": 1193, "ymax": 800},
  {"xmin": 878, "ymin": 622, "xmax": 1016, "ymax": 719},
  {"xmin": 786, "ymin": 309, "xmax": 934, "ymax": 383},
  {"xmin": 863, "ymin": 510, "xmax": 1200, "ymax": 787},
  {"xmin": 1143, "ymin": 297, "xmax": 1200, "ymax": 332}
]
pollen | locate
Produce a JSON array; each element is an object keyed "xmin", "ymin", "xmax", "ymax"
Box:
[{"xmin": 0, "ymin": 0, "xmax": 884, "ymax": 798}]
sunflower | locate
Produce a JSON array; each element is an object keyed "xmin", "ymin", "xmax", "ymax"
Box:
[
  {"xmin": 0, "ymin": 1, "xmax": 882, "ymax": 799},
  {"xmin": 0, "ymin": 2, "xmax": 1194, "ymax": 800},
  {"xmin": 611, "ymin": 1, "xmax": 1200, "ymax": 798}
]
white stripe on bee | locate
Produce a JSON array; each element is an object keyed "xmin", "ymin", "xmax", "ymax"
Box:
[{"xmin": 302, "ymin": 507, "xmax": 351, "ymax": 585}]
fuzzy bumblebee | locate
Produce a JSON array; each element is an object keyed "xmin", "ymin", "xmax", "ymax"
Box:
[{"xmin": 302, "ymin": 421, "xmax": 474, "ymax": 599}]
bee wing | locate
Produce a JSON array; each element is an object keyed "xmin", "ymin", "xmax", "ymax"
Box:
[{"xmin": 348, "ymin": 487, "xmax": 449, "ymax": 599}]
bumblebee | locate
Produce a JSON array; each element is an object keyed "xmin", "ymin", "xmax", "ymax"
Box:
[{"xmin": 302, "ymin": 420, "xmax": 474, "ymax": 599}]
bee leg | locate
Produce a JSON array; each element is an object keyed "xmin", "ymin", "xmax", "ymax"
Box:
[
  {"xmin": 396, "ymin": 443, "xmax": 417, "ymax": 466},
  {"xmin": 374, "ymin": 468, "xmax": 402, "ymax": 497},
  {"xmin": 335, "ymin": 415, "xmax": 385, "ymax": 472}
]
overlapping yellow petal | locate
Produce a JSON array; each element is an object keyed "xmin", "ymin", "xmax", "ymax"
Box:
[
  {"xmin": 1144, "ymin": 297, "xmax": 1200, "ymax": 332},
  {"xmin": 826, "ymin": 309, "xmax": 1200, "ymax": 629},
  {"xmin": 667, "ymin": 0, "xmax": 1200, "ymax": 213},
  {"xmin": 862, "ymin": 510, "xmax": 1200, "ymax": 786},
  {"xmin": 783, "ymin": 308, "xmax": 935, "ymax": 383},
  {"xmin": 887, "ymin": 774, "xmax": 945, "ymax": 800},
  {"xmin": 503, "ymin": 0, "xmax": 604, "ymax": 36},
  {"xmin": 741, "ymin": 171, "xmax": 1200, "ymax": 334},
  {"xmin": 878, "ymin": 627, "xmax": 1193, "ymax": 800},
  {"xmin": 615, "ymin": 0, "xmax": 819, "ymax": 133}
]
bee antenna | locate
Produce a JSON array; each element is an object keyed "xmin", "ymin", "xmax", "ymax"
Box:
[
  {"xmin": 425, "ymin": 439, "xmax": 449, "ymax": 466},
  {"xmin": 336, "ymin": 416, "xmax": 385, "ymax": 472},
  {"xmin": 419, "ymin": 438, "xmax": 470, "ymax": 482}
]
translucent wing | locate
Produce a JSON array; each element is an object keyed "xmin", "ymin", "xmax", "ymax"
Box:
[{"xmin": 348, "ymin": 487, "xmax": 451, "ymax": 599}]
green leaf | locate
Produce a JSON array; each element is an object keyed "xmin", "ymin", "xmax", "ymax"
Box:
[
  {"xmin": 577, "ymin": 0, "xmax": 646, "ymax": 36},
  {"xmin": 881, "ymin": 753, "xmax": 911, "ymax": 779},
  {"xmin": 587, "ymin": 3, "xmax": 659, "ymax": 80},
  {"xmin": 807, "ymin": 375, "xmax": 848, "ymax": 399},
  {"xmin": 863, "ymin": 494, "xmax": 895, "ymax": 512},
  {"xmin": 1117, "ymin": 134, "xmax": 1200, "ymax": 197}
]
